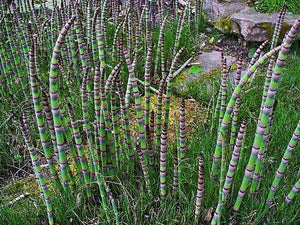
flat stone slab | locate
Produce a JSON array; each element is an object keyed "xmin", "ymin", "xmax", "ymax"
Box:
[
  {"xmin": 203, "ymin": 0, "xmax": 247, "ymax": 24},
  {"xmin": 34, "ymin": 0, "xmax": 62, "ymax": 10},
  {"xmin": 231, "ymin": 7, "xmax": 300, "ymax": 42},
  {"xmin": 179, "ymin": 50, "xmax": 236, "ymax": 86},
  {"xmin": 203, "ymin": 1, "xmax": 300, "ymax": 42},
  {"xmin": 228, "ymin": 69, "xmax": 247, "ymax": 85}
]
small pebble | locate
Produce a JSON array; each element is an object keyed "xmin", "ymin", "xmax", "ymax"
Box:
[{"xmin": 206, "ymin": 27, "xmax": 212, "ymax": 33}]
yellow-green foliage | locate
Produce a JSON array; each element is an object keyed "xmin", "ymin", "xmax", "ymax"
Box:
[
  {"xmin": 129, "ymin": 94, "xmax": 205, "ymax": 140},
  {"xmin": 1, "ymin": 176, "xmax": 39, "ymax": 200},
  {"xmin": 172, "ymin": 71, "xmax": 187, "ymax": 86},
  {"xmin": 215, "ymin": 16, "xmax": 233, "ymax": 33},
  {"xmin": 281, "ymin": 22, "xmax": 293, "ymax": 38},
  {"xmin": 261, "ymin": 23, "xmax": 273, "ymax": 38},
  {"xmin": 261, "ymin": 22, "xmax": 294, "ymax": 39}
]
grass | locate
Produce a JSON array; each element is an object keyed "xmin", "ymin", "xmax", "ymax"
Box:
[
  {"xmin": 0, "ymin": 15, "xmax": 208, "ymax": 171},
  {"xmin": 0, "ymin": 95, "xmax": 29, "ymax": 171},
  {"xmin": 0, "ymin": 3, "xmax": 299, "ymax": 223},
  {"xmin": 255, "ymin": 0, "xmax": 300, "ymax": 14},
  {"xmin": 1, "ymin": 51, "xmax": 299, "ymax": 224}
]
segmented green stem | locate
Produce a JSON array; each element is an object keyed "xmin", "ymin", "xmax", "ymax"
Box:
[
  {"xmin": 266, "ymin": 121, "xmax": 300, "ymax": 205},
  {"xmin": 178, "ymin": 98, "xmax": 186, "ymax": 186},
  {"xmin": 116, "ymin": 76, "xmax": 133, "ymax": 161},
  {"xmin": 67, "ymin": 103, "xmax": 92, "ymax": 198},
  {"xmin": 103, "ymin": 63, "xmax": 123, "ymax": 170},
  {"xmin": 285, "ymin": 178, "xmax": 300, "ymax": 204},
  {"xmin": 144, "ymin": 44, "xmax": 153, "ymax": 131},
  {"xmin": 160, "ymin": 123, "xmax": 168, "ymax": 198},
  {"xmin": 28, "ymin": 32, "xmax": 63, "ymax": 191},
  {"xmin": 49, "ymin": 17, "xmax": 76, "ymax": 192},
  {"xmin": 173, "ymin": 3, "xmax": 188, "ymax": 56},
  {"xmin": 218, "ymin": 53, "xmax": 228, "ymax": 128},
  {"xmin": 163, "ymin": 47, "xmax": 185, "ymax": 134},
  {"xmin": 131, "ymin": 75, "xmax": 152, "ymax": 196},
  {"xmin": 211, "ymin": 45, "xmax": 281, "ymax": 180},
  {"xmin": 20, "ymin": 114, "xmax": 54, "ymax": 225},
  {"xmin": 229, "ymin": 97, "xmax": 242, "ymax": 151},
  {"xmin": 250, "ymin": 7, "xmax": 287, "ymax": 193},
  {"xmin": 233, "ymin": 18, "xmax": 300, "ymax": 213},
  {"xmin": 173, "ymin": 123, "xmax": 179, "ymax": 197},
  {"xmin": 194, "ymin": 153, "xmax": 204, "ymax": 220},
  {"xmin": 211, "ymin": 118, "xmax": 247, "ymax": 224}
]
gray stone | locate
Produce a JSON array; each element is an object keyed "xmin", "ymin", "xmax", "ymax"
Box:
[
  {"xmin": 179, "ymin": 50, "xmax": 236, "ymax": 87},
  {"xmin": 231, "ymin": 7, "xmax": 300, "ymax": 42},
  {"xmin": 178, "ymin": 0, "xmax": 187, "ymax": 6},
  {"xmin": 206, "ymin": 27, "xmax": 213, "ymax": 33},
  {"xmin": 34, "ymin": 0, "xmax": 61, "ymax": 10},
  {"xmin": 203, "ymin": 0, "xmax": 247, "ymax": 23},
  {"xmin": 203, "ymin": 1, "xmax": 300, "ymax": 42},
  {"xmin": 228, "ymin": 70, "xmax": 247, "ymax": 86}
]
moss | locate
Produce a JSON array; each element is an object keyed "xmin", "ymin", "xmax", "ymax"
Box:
[
  {"xmin": 215, "ymin": 16, "xmax": 233, "ymax": 33},
  {"xmin": 0, "ymin": 176, "xmax": 40, "ymax": 200},
  {"xmin": 260, "ymin": 22, "xmax": 273, "ymax": 38},
  {"xmin": 172, "ymin": 71, "xmax": 187, "ymax": 86},
  {"xmin": 230, "ymin": 62, "xmax": 238, "ymax": 72},
  {"xmin": 261, "ymin": 22, "xmax": 293, "ymax": 40},
  {"xmin": 281, "ymin": 22, "xmax": 292, "ymax": 38},
  {"xmin": 129, "ymin": 93, "xmax": 205, "ymax": 141}
]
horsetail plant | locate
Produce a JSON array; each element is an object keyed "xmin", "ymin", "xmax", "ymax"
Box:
[
  {"xmin": 110, "ymin": 76, "xmax": 122, "ymax": 165},
  {"xmin": 103, "ymin": 62, "xmax": 123, "ymax": 170},
  {"xmin": 49, "ymin": 16, "xmax": 76, "ymax": 192},
  {"xmin": 81, "ymin": 74, "xmax": 98, "ymax": 181},
  {"xmin": 211, "ymin": 118, "xmax": 247, "ymax": 224},
  {"xmin": 160, "ymin": 123, "xmax": 168, "ymax": 198},
  {"xmin": 144, "ymin": 44, "xmax": 153, "ymax": 136},
  {"xmin": 194, "ymin": 153, "xmax": 204, "ymax": 221},
  {"xmin": 211, "ymin": 45, "xmax": 282, "ymax": 180},
  {"xmin": 178, "ymin": 98, "xmax": 186, "ymax": 190},
  {"xmin": 250, "ymin": 5, "xmax": 288, "ymax": 194},
  {"xmin": 28, "ymin": 29, "xmax": 63, "ymax": 191},
  {"xmin": 129, "ymin": 58, "xmax": 152, "ymax": 196},
  {"xmin": 173, "ymin": 118, "xmax": 179, "ymax": 197},
  {"xmin": 2, "ymin": 1, "xmax": 299, "ymax": 224},
  {"xmin": 218, "ymin": 53, "xmax": 228, "ymax": 128},
  {"xmin": 233, "ymin": 18, "xmax": 300, "ymax": 213},
  {"xmin": 155, "ymin": 17, "xmax": 168, "ymax": 154},
  {"xmin": 266, "ymin": 121, "xmax": 300, "ymax": 205},
  {"xmin": 67, "ymin": 102, "xmax": 92, "ymax": 198},
  {"xmin": 285, "ymin": 178, "xmax": 300, "ymax": 204},
  {"xmin": 149, "ymin": 110, "xmax": 155, "ymax": 165},
  {"xmin": 162, "ymin": 47, "xmax": 186, "ymax": 135},
  {"xmin": 20, "ymin": 112, "xmax": 54, "ymax": 225}
]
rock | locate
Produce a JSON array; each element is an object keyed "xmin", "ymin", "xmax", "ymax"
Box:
[
  {"xmin": 203, "ymin": 0, "xmax": 247, "ymax": 32},
  {"xmin": 34, "ymin": 0, "xmax": 61, "ymax": 10},
  {"xmin": 231, "ymin": 7, "xmax": 300, "ymax": 42},
  {"xmin": 179, "ymin": 50, "xmax": 236, "ymax": 87},
  {"xmin": 206, "ymin": 27, "xmax": 213, "ymax": 33},
  {"xmin": 203, "ymin": 1, "xmax": 300, "ymax": 42},
  {"xmin": 178, "ymin": 0, "xmax": 187, "ymax": 6},
  {"xmin": 228, "ymin": 69, "xmax": 247, "ymax": 85}
]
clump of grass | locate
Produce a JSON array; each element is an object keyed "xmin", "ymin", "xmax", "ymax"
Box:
[
  {"xmin": 255, "ymin": 0, "xmax": 300, "ymax": 14},
  {"xmin": 0, "ymin": 1, "xmax": 300, "ymax": 225},
  {"xmin": 1, "ymin": 0, "xmax": 206, "ymax": 224}
]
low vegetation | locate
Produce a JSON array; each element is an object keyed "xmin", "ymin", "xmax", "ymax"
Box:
[
  {"xmin": 0, "ymin": 1, "xmax": 299, "ymax": 225},
  {"xmin": 255, "ymin": 0, "xmax": 300, "ymax": 14}
]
